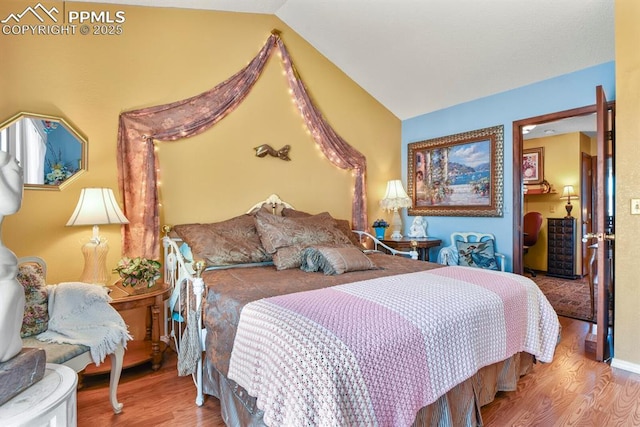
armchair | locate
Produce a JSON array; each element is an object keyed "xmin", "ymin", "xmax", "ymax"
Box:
[
  {"xmin": 436, "ymin": 232, "xmax": 506, "ymax": 272},
  {"xmin": 523, "ymin": 212, "xmax": 543, "ymax": 276},
  {"xmin": 17, "ymin": 257, "xmax": 126, "ymax": 414}
]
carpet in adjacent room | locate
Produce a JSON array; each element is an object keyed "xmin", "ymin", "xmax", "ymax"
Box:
[{"xmin": 530, "ymin": 273, "xmax": 595, "ymax": 323}]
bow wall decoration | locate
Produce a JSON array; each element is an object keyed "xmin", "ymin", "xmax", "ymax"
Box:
[{"xmin": 254, "ymin": 144, "xmax": 291, "ymax": 161}]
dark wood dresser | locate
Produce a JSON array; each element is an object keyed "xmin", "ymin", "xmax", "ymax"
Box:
[{"xmin": 546, "ymin": 217, "xmax": 577, "ymax": 279}]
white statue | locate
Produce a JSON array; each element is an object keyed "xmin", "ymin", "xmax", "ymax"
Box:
[
  {"xmin": 0, "ymin": 151, "xmax": 25, "ymax": 363},
  {"xmin": 407, "ymin": 216, "xmax": 427, "ymax": 238}
]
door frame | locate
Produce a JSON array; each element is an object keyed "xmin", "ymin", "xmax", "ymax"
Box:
[
  {"xmin": 512, "ymin": 104, "xmax": 600, "ymax": 274},
  {"xmin": 580, "ymin": 152, "xmax": 594, "ymax": 276},
  {"xmin": 594, "ymin": 86, "xmax": 614, "ymax": 362}
]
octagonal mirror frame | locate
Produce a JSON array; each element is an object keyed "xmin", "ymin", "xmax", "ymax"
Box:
[{"xmin": 0, "ymin": 112, "xmax": 88, "ymax": 190}]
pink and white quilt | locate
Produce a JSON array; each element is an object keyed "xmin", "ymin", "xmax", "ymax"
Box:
[{"xmin": 227, "ymin": 266, "xmax": 560, "ymax": 426}]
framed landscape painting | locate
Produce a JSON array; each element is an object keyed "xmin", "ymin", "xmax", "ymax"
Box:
[{"xmin": 407, "ymin": 125, "xmax": 504, "ymax": 217}]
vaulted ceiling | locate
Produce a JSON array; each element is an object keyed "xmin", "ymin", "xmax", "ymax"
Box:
[{"xmin": 74, "ymin": 0, "xmax": 615, "ymax": 120}]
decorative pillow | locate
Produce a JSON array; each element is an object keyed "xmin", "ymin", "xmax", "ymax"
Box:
[
  {"xmin": 455, "ymin": 240, "xmax": 499, "ymax": 270},
  {"xmin": 280, "ymin": 207, "xmax": 310, "ymax": 218},
  {"xmin": 300, "ymin": 246, "xmax": 378, "ymax": 275},
  {"xmin": 173, "ymin": 214, "xmax": 271, "ymax": 266},
  {"xmin": 254, "ymin": 210, "xmax": 353, "ymax": 270},
  {"xmin": 271, "ymin": 243, "xmax": 349, "ymax": 270},
  {"xmin": 17, "ymin": 263, "xmax": 49, "ymax": 337},
  {"xmin": 335, "ymin": 219, "xmax": 364, "ymax": 248},
  {"xmin": 271, "ymin": 245, "xmax": 310, "ymax": 270},
  {"xmin": 281, "ymin": 208, "xmax": 362, "ymax": 248}
]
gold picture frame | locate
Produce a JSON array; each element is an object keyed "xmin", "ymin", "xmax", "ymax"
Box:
[
  {"xmin": 407, "ymin": 125, "xmax": 504, "ymax": 217},
  {"xmin": 523, "ymin": 147, "xmax": 544, "ymax": 185}
]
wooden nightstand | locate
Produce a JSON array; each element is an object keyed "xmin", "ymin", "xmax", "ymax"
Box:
[
  {"xmin": 83, "ymin": 284, "xmax": 171, "ymax": 375},
  {"xmin": 380, "ymin": 237, "xmax": 442, "ymax": 261}
]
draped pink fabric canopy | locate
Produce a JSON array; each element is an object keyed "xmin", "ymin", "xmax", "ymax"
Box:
[{"xmin": 117, "ymin": 32, "xmax": 368, "ymax": 258}]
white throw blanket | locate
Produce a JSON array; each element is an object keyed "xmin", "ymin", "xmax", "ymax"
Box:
[{"xmin": 37, "ymin": 282, "xmax": 131, "ymax": 365}]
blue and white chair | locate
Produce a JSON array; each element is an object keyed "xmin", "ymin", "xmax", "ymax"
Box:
[{"xmin": 437, "ymin": 232, "xmax": 506, "ymax": 272}]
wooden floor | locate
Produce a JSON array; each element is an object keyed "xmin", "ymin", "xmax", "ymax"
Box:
[{"xmin": 77, "ymin": 316, "xmax": 640, "ymax": 426}]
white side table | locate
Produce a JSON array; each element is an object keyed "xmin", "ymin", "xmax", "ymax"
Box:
[{"xmin": 0, "ymin": 363, "xmax": 78, "ymax": 427}]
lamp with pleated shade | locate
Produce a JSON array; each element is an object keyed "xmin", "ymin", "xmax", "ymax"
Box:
[
  {"xmin": 380, "ymin": 180, "xmax": 412, "ymax": 239},
  {"xmin": 66, "ymin": 188, "xmax": 129, "ymax": 285}
]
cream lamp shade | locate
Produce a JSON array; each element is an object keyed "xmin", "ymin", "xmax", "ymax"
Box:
[
  {"xmin": 380, "ymin": 179, "xmax": 412, "ymax": 239},
  {"xmin": 66, "ymin": 188, "xmax": 129, "ymax": 285},
  {"xmin": 560, "ymin": 185, "xmax": 579, "ymax": 218}
]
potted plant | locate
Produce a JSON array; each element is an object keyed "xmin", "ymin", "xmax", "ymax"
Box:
[
  {"xmin": 372, "ymin": 219, "xmax": 389, "ymax": 239},
  {"xmin": 113, "ymin": 257, "xmax": 161, "ymax": 294}
]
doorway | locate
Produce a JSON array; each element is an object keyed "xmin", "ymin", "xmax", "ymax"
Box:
[
  {"xmin": 512, "ymin": 105, "xmax": 602, "ymax": 273},
  {"xmin": 512, "ymin": 93, "xmax": 615, "ymax": 362},
  {"xmin": 520, "ymin": 113, "xmax": 596, "ymax": 280}
]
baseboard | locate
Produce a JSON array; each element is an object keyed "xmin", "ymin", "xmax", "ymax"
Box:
[{"xmin": 611, "ymin": 358, "xmax": 640, "ymax": 374}]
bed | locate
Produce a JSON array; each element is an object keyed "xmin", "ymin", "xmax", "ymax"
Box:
[{"xmin": 161, "ymin": 194, "xmax": 560, "ymax": 426}]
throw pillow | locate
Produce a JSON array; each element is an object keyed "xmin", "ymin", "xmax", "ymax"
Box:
[
  {"xmin": 254, "ymin": 210, "xmax": 353, "ymax": 270},
  {"xmin": 17, "ymin": 263, "xmax": 49, "ymax": 337},
  {"xmin": 300, "ymin": 246, "xmax": 378, "ymax": 275},
  {"xmin": 455, "ymin": 240, "xmax": 499, "ymax": 270},
  {"xmin": 173, "ymin": 213, "xmax": 271, "ymax": 266},
  {"xmin": 281, "ymin": 207, "xmax": 362, "ymax": 248}
]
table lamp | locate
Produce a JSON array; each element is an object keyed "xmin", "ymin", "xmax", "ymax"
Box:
[
  {"xmin": 66, "ymin": 188, "xmax": 129, "ymax": 285},
  {"xmin": 380, "ymin": 179, "xmax": 412, "ymax": 239},
  {"xmin": 561, "ymin": 185, "xmax": 579, "ymax": 218}
]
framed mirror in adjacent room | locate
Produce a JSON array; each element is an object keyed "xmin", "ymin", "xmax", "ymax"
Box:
[{"xmin": 0, "ymin": 112, "xmax": 87, "ymax": 190}]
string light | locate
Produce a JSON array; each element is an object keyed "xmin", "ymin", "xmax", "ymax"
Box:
[{"xmin": 126, "ymin": 34, "xmax": 369, "ymax": 257}]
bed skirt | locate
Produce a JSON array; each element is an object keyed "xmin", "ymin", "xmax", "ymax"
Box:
[{"xmin": 202, "ymin": 352, "xmax": 534, "ymax": 427}]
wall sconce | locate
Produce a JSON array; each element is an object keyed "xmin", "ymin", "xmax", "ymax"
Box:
[
  {"xmin": 561, "ymin": 185, "xmax": 579, "ymax": 218},
  {"xmin": 66, "ymin": 188, "xmax": 129, "ymax": 285}
]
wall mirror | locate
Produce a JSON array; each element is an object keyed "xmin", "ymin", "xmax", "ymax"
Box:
[{"xmin": 0, "ymin": 112, "xmax": 87, "ymax": 190}]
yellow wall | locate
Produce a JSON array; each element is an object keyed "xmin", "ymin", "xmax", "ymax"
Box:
[
  {"xmin": 523, "ymin": 132, "xmax": 584, "ymax": 274},
  {"xmin": 613, "ymin": 0, "xmax": 640, "ymax": 366},
  {"xmin": 0, "ymin": 3, "xmax": 400, "ymax": 284}
]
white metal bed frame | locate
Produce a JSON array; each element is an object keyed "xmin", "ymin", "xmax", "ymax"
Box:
[{"xmin": 160, "ymin": 194, "xmax": 419, "ymax": 406}]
